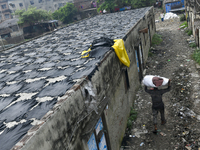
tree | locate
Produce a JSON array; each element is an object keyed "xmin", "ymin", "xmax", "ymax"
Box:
[
  {"xmin": 131, "ymin": 0, "xmax": 156, "ymax": 8},
  {"xmin": 52, "ymin": 3, "xmax": 77, "ymax": 24},
  {"xmin": 97, "ymin": 0, "xmax": 117, "ymax": 12},
  {"xmin": 116, "ymin": 0, "xmax": 132, "ymax": 8},
  {"xmin": 15, "ymin": 6, "xmax": 52, "ymax": 26},
  {"xmin": 97, "ymin": 0, "xmax": 156, "ymax": 12}
]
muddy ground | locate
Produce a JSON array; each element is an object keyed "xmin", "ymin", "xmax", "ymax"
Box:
[{"xmin": 121, "ymin": 9, "xmax": 200, "ymax": 150}]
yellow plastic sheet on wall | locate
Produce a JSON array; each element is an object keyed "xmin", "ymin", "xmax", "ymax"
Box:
[{"xmin": 112, "ymin": 39, "xmax": 130, "ymax": 67}]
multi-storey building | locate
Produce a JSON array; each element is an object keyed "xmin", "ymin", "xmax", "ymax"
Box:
[
  {"xmin": 0, "ymin": 0, "xmax": 12, "ymax": 21},
  {"xmin": 8, "ymin": 0, "xmax": 74, "ymax": 13},
  {"xmin": 7, "ymin": 0, "xmax": 26, "ymax": 11}
]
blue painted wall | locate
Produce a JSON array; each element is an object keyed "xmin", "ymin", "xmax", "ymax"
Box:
[{"xmin": 165, "ymin": 0, "xmax": 185, "ymax": 13}]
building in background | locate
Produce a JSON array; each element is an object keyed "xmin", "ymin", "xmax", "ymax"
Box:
[
  {"xmin": 8, "ymin": 0, "xmax": 73, "ymax": 12},
  {"xmin": 0, "ymin": 18, "xmax": 24, "ymax": 44},
  {"xmin": 2, "ymin": 0, "xmax": 98, "ymax": 22},
  {"xmin": 185, "ymin": 0, "xmax": 200, "ymax": 48},
  {"xmin": 0, "ymin": 0, "xmax": 12, "ymax": 21},
  {"xmin": 7, "ymin": 0, "xmax": 26, "ymax": 11},
  {"xmin": 74, "ymin": 0, "xmax": 97, "ymax": 10},
  {"xmin": 0, "ymin": 0, "xmax": 98, "ymax": 45},
  {"xmin": 164, "ymin": 0, "xmax": 185, "ymax": 13}
]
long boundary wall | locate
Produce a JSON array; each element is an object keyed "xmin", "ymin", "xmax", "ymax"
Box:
[{"xmin": 12, "ymin": 7, "xmax": 155, "ymax": 150}]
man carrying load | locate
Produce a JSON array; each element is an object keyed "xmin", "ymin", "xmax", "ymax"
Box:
[{"xmin": 144, "ymin": 76, "xmax": 171, "ymax": 133}]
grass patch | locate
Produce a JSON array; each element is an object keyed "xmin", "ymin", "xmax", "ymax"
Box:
[
  {"xmin": 127, "ymin": 107, "xmax": 137, "ymax": 131},
  {"xmin": 148, "ymin": 49, "xmax": 153, "ymax": 57},
  {"xmin": 187, "ymin": 30, "xmax": 193, "ymax": 36},
  {"xmin": 192, "ymin": 48, "xmax": 200, "ymax": 64},
  {"xmin": 180, "ymin": 14, "xmax": 186, "ymax": 21},
  {"xmin": 189, "ymin": 42, "xmax": 197, "ymax": 48},
  {"xmin": 185, "ymin": 29, "xmax": 193, "ymax": 36},
  {"xmin": 180, "ymin": 21, "xmax": 188, "ymax": 28},
  {"xmin": 151, "ymin": 33, "xmax": 163, "ymax": 46}
]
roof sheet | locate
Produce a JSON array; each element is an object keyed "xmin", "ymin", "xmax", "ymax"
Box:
[
  {"xmin": 0, "ymin": 18, "xmax": 19, "ymax": 29},
  {"xmin": 170, "ymin": 7, "xmax": 185, "ymax": 11},
  {"xmin": 0, "ymin": 7, "xmax": 152, "ymax": 150},
  {"xmin": 165, "ymin": 0, "xmax": 180, "ymax": 3}
]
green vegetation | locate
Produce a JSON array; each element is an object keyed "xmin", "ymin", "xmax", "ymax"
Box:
[
  {"xmin": 15, "ymin": 6, "xmax": 52, "ymax": 26},
  {"xmin": 151, "ymin": 33, "xmax": 163, "ymax": 46},
  {"xmin": 185, "ymin": 29, "xmax": 193, "ymax": 36},
  {"xmin": 131, "ymin": 0, "xmax": 156, "ymax": 8},
  {"xmin": 148, "ymin": 49, "xmax": 153, "ymax": 57},
  {"xmin": 52, "ymin": 3, "xmax": 77, "ymax": 24},
  {"xmin": 192, "ymin": 48, "xmax": 200, "ymax": 64},
  {"xmin": 189, "ymin": 42, "xmax": 197, "ymax": 48},
  {"xmin": 180, "ymin": 21, "xmax": 188, "ymax": 28},
  {"xmin": 97, "ymin": 0, "xmax": 156, "ymax": 12},
  {"xmin": 15, "ymin": 3, "xmax": 77, "ymax": 25},
  {"xmin": 127, "ymin": 107, "xmax": 137, "ymax": 131},
  {"xmin": 97, "ymin": 0, "xmax": 117, "ymax": 12},
  {"xmin": 180, "ymin": 14, "xmax": 186, "ymax": 21}
]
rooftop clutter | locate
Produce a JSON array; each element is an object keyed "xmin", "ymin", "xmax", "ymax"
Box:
[{"xmin": 81, "ymin": 37, "xmax": 130, "ymax": 67}]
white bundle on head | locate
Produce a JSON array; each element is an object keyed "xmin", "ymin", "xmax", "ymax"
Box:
[{"xmin": 142, "ymin": 75, "xmax": 169, "ymax": 87}]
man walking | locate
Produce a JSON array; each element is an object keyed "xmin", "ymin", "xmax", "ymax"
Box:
[
  {"xmin": 145, "ymin": 79, "xmax": 171, "ymax": 133},
  {"xmin": 160, "ymin": 12, "xmax": 164, "ymax": 22}
]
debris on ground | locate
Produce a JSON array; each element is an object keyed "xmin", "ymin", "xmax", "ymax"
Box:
[
  {"xmin": 164, "ymin": 12, "xmax": 179, "ymax": 20},
  {"xmin": 121, "ymin": 8, "xmax": 200, "ymax": 150}
]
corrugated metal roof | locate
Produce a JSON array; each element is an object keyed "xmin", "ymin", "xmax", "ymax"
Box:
[
  {"xmin": 170, "ymin": 7, "xmax": 185, "ymax": 11},
  {"xmin": 165, "ymin": 0, "xmax": 180, "ymax": 3},
  {"xmin": 0, "ymin": 18, "xmax": 19, "ymax": 29},
  {"xmin": 0, "ymin": 27, "xmax": 12, "ymax": 35}
]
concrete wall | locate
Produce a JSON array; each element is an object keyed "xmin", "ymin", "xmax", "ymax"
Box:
[
  {"xmin": 12, "ymin": 7, "xmax": 155, "ymax": 150},
  {"xmin": 8, "ymin": 0, "xmax": 26, "ymax": 11},
  {"xmin": 185, "ymin": 3, "xmax": 200, "ymax": 47},
  {"xmin": 0, "ymin": 0, "xmax": 12, "ymax": 21},
  {"xmin": 3, "ymin": 34, "xmax": 23, "ymax": 44},
  {"xmin": 74, "ymin": 0, "xmax": 96, "ymax": 10},
  {"xmin": 79, "ymin": 8, "xmax": 98, "ymax": 19},
  {"xmin": 8, "ymin": 0, "xmax": 73, "ymax": 13}
]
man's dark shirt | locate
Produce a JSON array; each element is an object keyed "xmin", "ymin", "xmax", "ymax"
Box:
[{"xmin": 145, "ymin": 86, "xmax": 171, "ymax": 109}]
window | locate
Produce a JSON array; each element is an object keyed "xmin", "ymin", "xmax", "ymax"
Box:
[
  {"xmin": 11, "ymin": 4, "xmax": 16, "ymax": 8},
  {"xmin": 30, "ymin": 1, "xmax": 34, "ymax": 5},
  {"xmin": 38, "ymin": 0, "xmax": 42, "ymax": 3},
  {"xmin": 4, "ymin": 14, "xmax": 10, "ymax": 19},
  {"xmin": 0, "ymin": 15, "xmax": 2, "ymax": 21},
  {"xmin": 1, "ymin": 33, "xmax": 11, "ymax": 39},
  {"xmin": 19, "ymin": 3, "xmax": 23, "ymax": 7},
  {"xmin": 123, "ymin": 69, "xmax": 130, "ymax": 93},
  {"xmin": 58, "ymin": 3, "xmax": 62, "ymax": 7},
  {"xmin": 1, "ymin": 4, "xmax": 7, "ymax": 9},
  {"xmin": 87, "ymin": 117, "xmax": 109, "ymax": 150},
  {"xmin": 135, "ymin": 43, "xmax": 144, "ymax": 82}
]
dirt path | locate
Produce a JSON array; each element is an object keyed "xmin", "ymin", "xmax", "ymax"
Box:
[{"xmin": 121, "ymin": 9, "xmax": 200, "ymax": 150}]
